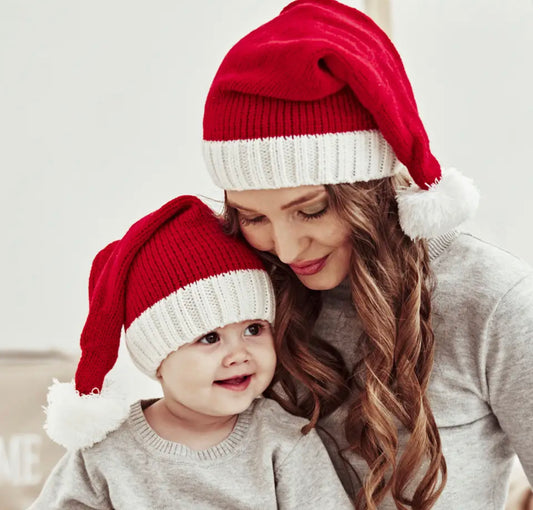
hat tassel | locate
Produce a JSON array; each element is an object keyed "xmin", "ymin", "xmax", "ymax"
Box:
[
  {"xmin": 44, "ymin": 378, "xmax": 130, "ymax": 450},
  {"xmin": 396, "ymin": 167, "xmax": 480, "ymax": 240}
]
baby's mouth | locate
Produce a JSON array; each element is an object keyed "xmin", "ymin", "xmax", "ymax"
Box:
[{"xmin": 214, "ymin": 375, "xmax": 252, "ymax": 390}]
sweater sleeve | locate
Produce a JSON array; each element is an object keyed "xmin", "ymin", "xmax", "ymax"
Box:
[
  {"xmin": 28, "ymin": 449, "xmax": 108, "ymax": 510},
  {"xmin": 486, "ymin": 272, "xmax": 533, "ymax": 483},
  {"xmin": 275, "ymin": 428, "xmax": 353, "ymax": 509}
]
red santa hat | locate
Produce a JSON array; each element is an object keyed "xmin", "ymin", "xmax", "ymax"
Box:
[
  {"xmin": 202, "ymin": 0, "xmax": 479, "ymax": 239},
  {"xmin": 44, "ymin": 195, "xmax": 275, "ymax": 450}
]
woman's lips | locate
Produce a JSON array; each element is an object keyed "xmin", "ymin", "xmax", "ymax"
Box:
[
  {"xmin": 289, "ymin": 255, "xmax": 329, "ymax": 276},
  {"xmin": 214, "ymin": 374, "xmax": 252, "ymax": 391}
]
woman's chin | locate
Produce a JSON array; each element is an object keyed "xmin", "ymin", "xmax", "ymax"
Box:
[{"xmin": 294, "ymin": 269, "xmax": 348, "ymax": 291}]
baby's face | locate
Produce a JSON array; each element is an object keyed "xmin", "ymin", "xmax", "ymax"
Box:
[{"xmin": 157, "ymin": 320, "xmax": 276, "ymax": 419}]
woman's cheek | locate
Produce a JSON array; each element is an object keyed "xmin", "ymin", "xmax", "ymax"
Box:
[{"xmin": 241, "ymin": 227, "xmax": 271, "ymax": 252}]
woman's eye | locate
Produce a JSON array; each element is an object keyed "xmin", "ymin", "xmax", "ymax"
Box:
[
  {"xmin": 299, "ymin": 205, "xmax": 329, "ymax": 221},
  {"xmin": 244, "ymin": 323, "xmax": 264, "ymax": 336},
  {"xmin": 197, "ymin": 332, "xmax": 220, "ymax": 345},
  {"xmin": 239, "ymin": 214, "xmax": 266, "ymax": 227}
]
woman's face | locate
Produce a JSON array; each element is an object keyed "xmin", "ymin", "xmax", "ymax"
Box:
[{"xmin": 226, "ymin": 185, "xmax": 352, "ymax": 291}]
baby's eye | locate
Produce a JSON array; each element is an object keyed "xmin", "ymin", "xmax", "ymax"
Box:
[
  {"xmin": 244, "ymin": 323, "xmax": 264, "ymax": 336},
  {"xmin": 197, "ymin": 332, "xmax": 220, "ymax": 345}
]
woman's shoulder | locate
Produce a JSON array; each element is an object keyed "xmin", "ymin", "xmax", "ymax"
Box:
[{"xmin": 433, "ymin": 232, "xmax": 532, "ymax": 295}]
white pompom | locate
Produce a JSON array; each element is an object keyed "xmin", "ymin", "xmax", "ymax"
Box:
[
  {"xmin": 44, "ymin": 378, "xmax": 131, "ymax": 450},
  {"xmin": 396, "ymin": 167, "xmax": 480, "ymax": 240}
]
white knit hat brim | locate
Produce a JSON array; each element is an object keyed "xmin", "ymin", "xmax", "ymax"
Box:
[
  {"xmin": 203, "ymin": 129, "xmax": 403, "ymax": 190},
  {"xmin": 125, "ymin": 268, "xmax": 275, "ymax": 378},
  {"xmin": 205, "ymin": 131, "xmax": 479, "ymax": 239}
]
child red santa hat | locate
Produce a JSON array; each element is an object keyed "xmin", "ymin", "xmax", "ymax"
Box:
[
  {"xmin": 45, "ymin": 195, "xmax": 275, "ymax": 450},
  {"xmin": 202, "ymin": 0, "xmax": 479, "ymax": 240}
]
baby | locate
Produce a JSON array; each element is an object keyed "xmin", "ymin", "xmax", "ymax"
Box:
[{"xmin": 30, "ymin": 195, "xmax": 352, "ymax": 509}]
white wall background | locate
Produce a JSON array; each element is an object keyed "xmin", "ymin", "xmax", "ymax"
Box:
[
  {"xmin": 391, "ymin": 0, "xmax": 533, "ymax": 258},
  {"xmin": 1, "ymin": 0, "xmax": 531, "ymax": 372}
]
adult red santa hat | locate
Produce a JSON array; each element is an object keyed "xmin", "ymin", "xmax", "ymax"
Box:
[{"xmin": 202, "ymin": 0, "xmax": 479, "ymax": 239}]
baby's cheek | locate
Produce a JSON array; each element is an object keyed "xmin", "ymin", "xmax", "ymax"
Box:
[{"xmin": 262, "ymin": 346, "xmax": 277, "ymax": 375}]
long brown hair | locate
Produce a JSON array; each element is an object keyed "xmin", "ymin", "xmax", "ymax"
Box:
[{"xmin": 224, "ymin": 174, "xmax": 447, "ymax": 509}]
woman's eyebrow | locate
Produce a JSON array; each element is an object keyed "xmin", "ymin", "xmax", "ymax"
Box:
[
  {"xmin": 280, "ymin": 190, "xmax": 326, "ymax": 210},
  {"xmin": 228, "ymin": 190, "xmax": 326, "ymax": 212},
  {"xmin": 226, "ymin": 202, "xmax": 256, "ymax": 212}
]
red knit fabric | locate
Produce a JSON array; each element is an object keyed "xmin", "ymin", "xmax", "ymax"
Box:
[
  {"xmin": 203, "ymin": 0, "xmax": 441, "ymax": 190},
  {"xmin": 123, "ymin": 202, "xmax": 264, "ymax": 330},
  {"xmin": 206, "ymin": 86, "xmax": 377, "ymax": 140},
  {"xmin": 75, "ymin": 196, "xmax": 265, "ymax": 395}
]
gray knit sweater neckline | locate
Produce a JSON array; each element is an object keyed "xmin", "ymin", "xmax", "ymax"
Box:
[
  {"xmin": 427, "ymin": 230, "xmax": 460, "ymax": 261},
  {"xmin": 128, "ymin": 398, "xmax": 254, "ymax": 460}
]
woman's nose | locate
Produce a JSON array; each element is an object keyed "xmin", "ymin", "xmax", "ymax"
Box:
[{"xmin": 271, "ymin": 223, "xmax": 307, "ymax": 265}]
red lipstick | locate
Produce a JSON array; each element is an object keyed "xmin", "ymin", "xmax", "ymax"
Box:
[{"xmin": 289, "ymin": 255, "xmax": 329, "ymax": 276}]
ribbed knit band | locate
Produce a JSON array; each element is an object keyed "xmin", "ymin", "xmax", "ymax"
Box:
[
  {"xmin": 129, "ymin": 399, "xmax": 254, "ymax": 459},
  {"xmin": 123, "ymin": 199, "xmax": 266, "ymax": 329},
  {"xmin": 204, "ymin": 86, "xmax": 377, "ymax": 141},
  {"xmin": 125, "ymin": 269, "xmax": 275, "ymax": 378},
  {"xmin": 203, "ymin": 130, "xmax": 404, "ymax": 190}
]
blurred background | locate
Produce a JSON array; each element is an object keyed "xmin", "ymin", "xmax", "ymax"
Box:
[{"xmin": 1, "ymin": 0, "xmax": 532, "ymax": 508}]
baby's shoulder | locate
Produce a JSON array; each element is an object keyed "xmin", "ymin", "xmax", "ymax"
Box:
[
  {"xmin": 77, "ymin": 404, "xmax": 137, "ymax": 461},
  {"xmin": 249, "ymin": 397, "xmax": 311, "ymax": 441},
  {"xmin": 247, "ymin": 399, "xmax": 337, "ymax": 473}
]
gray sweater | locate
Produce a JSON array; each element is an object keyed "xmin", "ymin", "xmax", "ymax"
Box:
[
  {"xmin": 30, "ymin": 398, "xmax": 352, "ymax": 509},
  {"xmin": 315, "ymin": 232, "xmax": 533, "ymax": 509}
]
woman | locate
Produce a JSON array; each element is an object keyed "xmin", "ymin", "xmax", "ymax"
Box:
[{"xmin": 202, "ymin": 1, "xmax": 533, "ymax": 508}]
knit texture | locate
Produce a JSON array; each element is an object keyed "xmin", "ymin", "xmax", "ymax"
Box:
[
  {"xmin": 204, "ymin": 128, "xmax": 404, "ymax": 190},
  {"xmin": 122, "ymin": 202, "xmax": 266, "ymax": 330},
  {"xmin": 202, "ymin": 0, "xmax": 479, "ymax": 239},
  {"xmin": 203, "ymin": 0, "xmax": 439, "ymax": 191},
  {"xmin": 126, "ymin": 269, "xmax": 274, "ymax": 377},
  {"xmin": 44, "ymin": 195, "xmax": 275, "ymax": 451},
  {"xmin": 314, "ymin": 232, "xmax": 533, "ymax": 508},
  {"xmin": 31, "ymin": 398, "xmax": 353, "ymax": 509},
  {"xmin": 76, "ymin": 195, "xmax": 274, "ymax": 393}
]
